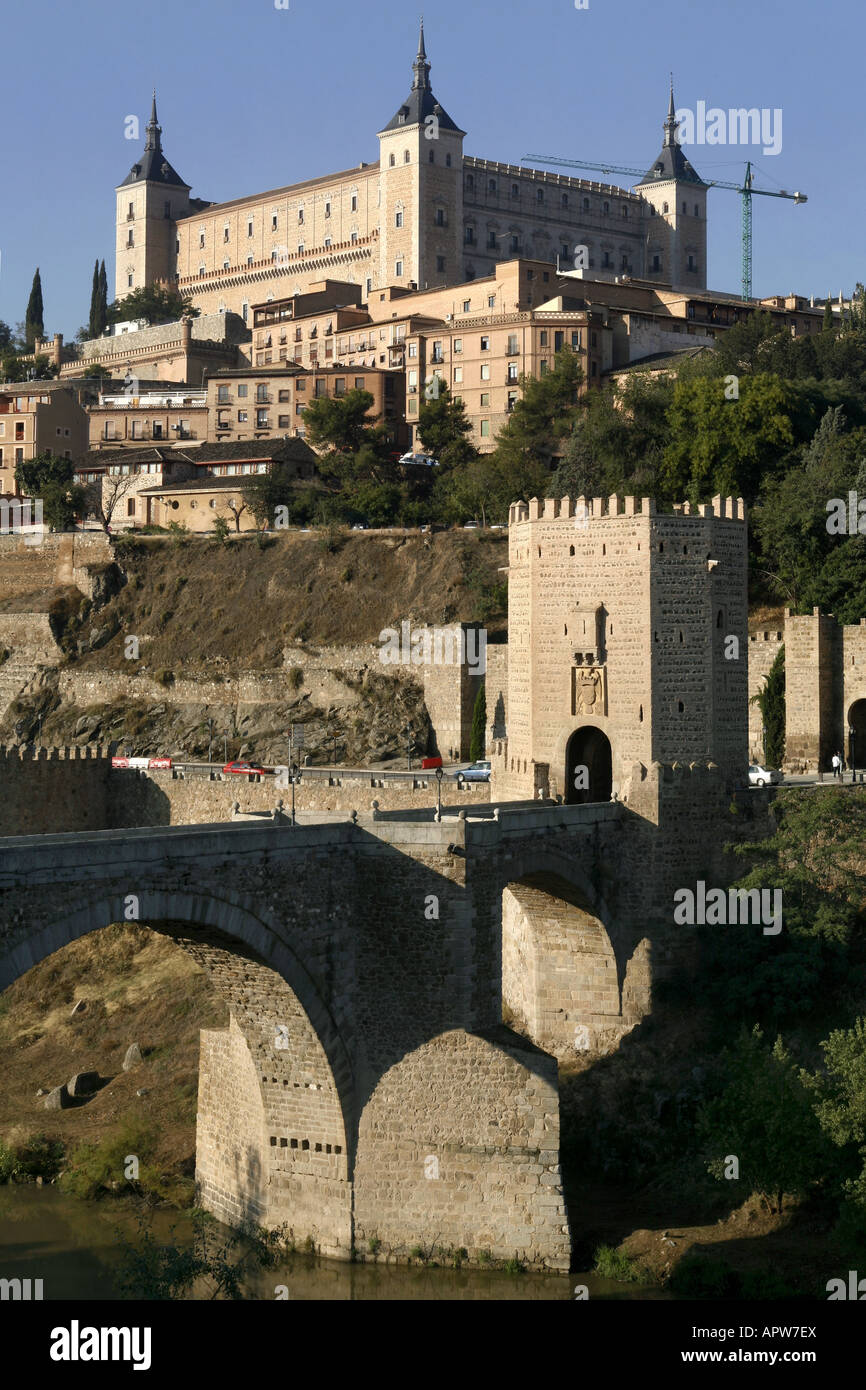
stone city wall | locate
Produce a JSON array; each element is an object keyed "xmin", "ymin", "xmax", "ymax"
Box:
[{"xmin": 747, "ymin": 628, "xmax": 784, "ymax": 762}]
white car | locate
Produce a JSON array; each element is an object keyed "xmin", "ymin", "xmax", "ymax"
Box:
[
  {"xmin": 748, "ymin": 763, "xmax": 782, "ymax": 787},
  {"xmin": 463, "ymin": 521, "xmax": 479, "ymax": 530},
  {"xmin": 399, "ymin": 451, "xmax": 439, "ymax": 467}
]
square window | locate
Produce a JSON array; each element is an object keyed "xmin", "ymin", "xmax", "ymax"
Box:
[{"xmin": 480, "ymin": 392, "xmax": 490, "ymax": 406}]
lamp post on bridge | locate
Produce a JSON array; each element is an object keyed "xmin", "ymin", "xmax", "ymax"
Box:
[
  {"xmin": 435, "ymin": 764, "xmax": 444, "ymax": 822},
  {"xmin": 290, "ymin": 761, "xmax": 299, "ymax": 826}
]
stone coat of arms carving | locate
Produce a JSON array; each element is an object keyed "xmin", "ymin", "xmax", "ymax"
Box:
[{"xmin": 572, "ymin": 665, "xmax": 607, "ymax": 718}]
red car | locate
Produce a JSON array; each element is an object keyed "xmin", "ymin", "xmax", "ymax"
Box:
[{"xmin": 222, "ymin": 760, "xmax": 272, "ymax": 776}]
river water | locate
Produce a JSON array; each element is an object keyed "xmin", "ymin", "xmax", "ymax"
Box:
[{"xmin": 0, "ymin": 1187, "xmax": 670, "ymax": 1300}]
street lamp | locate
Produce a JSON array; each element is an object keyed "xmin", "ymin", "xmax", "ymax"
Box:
[
  {"xmin": 435, "ymin": 765, "xmax": 444, "ymax": 821},
  {"xmin": 207, "ymin": 718, "xmax": 215, "ymax": 764},
  {"xmin": 290, "ymin": 761, "xmax": 299, "ymax": 826},
  {"xmin": 404, "ymin": 724, "xmax": 413, "ymax": 771}
]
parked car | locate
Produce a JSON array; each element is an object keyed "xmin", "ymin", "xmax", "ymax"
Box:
[
  {"xmin": 463, "ymin": 521, "xmax": 479, "ymax": 530},
  {"xmin": 454, "ymin": 759, "xmax": 491, "ymax": 782},
  {"xmin": 748, "ymin": 763, "xmax": 782, "ymax": 787},
  {"xmin": 399, "ymin": 451, "xmax": 439, "ymax": 467},
  {"xmin": 223, "ymin": 760, "xmax": 273, "ymax": 777},
  {"xmin": 351, "ymin": 522, "xmax": 368, "ymax": 530}
]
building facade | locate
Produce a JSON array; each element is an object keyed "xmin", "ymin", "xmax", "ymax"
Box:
[
  {"xmin": 115, "ymin": 26, "xmax": 709, "ymax": 320},
  {"xmin": 0, "ymin": 384, "xmax": 89, "ymax": 494},
  {"xmin": 207, "ymin": 365, "xmax": 404, "ymax": 445}
]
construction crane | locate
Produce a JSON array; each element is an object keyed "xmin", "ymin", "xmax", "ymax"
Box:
[{"xmin": 521, "ymin": 152, "xmax": 807, "ymax": 301}]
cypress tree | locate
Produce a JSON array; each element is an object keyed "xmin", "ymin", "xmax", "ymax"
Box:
[
  {"xmin": 751, "ymin": 646, "xmax": 785, "ymax": 769},
  {"xmin": 823, "ymin": 298, "xmax": 834, "ymax": 332},
  {"xmin": 88, "ymin": 259, "xmax": 100, "ymax": 337},
  {"xmin": 25, "ymin": 268, "xmax": 44, "ymax": 349},
  {"xmin": 469, "ymin": 682, "xmax": 487, "ymax": 762},
  {"xmin": 97, "ymin": 260, "xmax": 108, "ymax": 335}
]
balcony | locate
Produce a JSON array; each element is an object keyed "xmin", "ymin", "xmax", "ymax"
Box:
[
  {"xmin": 255, "ymin": 393, "xmax": 272, "ymax": 405},
  {"xmin": 505, "ymin": 374, "xmax": 520, "ymax": 385},
  {"xmin": 126, "ymin": 213, "xmax": 135, "ymax": 222}
]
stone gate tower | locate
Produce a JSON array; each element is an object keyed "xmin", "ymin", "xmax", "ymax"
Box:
[{"xmin": 491, "ymin": 493, "xmax": 748, "ymax": 803}]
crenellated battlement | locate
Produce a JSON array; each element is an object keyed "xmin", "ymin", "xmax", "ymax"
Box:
[
  {"xmin": 0, "ymin": 744, "xmax": 113, "ymax": 762},
  {"xmin": 508, "ymin": 494, "xmax": 746, "ymax": 525}
]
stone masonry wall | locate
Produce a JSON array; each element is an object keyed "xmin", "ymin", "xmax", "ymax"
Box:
[
  {"xmin": 0, "ymin": 532, "xmax": 112, "ymax": 601},
  {"xmin": 352, "ymin": 1028, "xmax": 570, "ymax": 1271},
  {"xmin": 748, "ymin": 629, "xmax": 784, "ymax": 762},
  {"xmin": 0, "ymin": 745, "xmax": 113, "ymax": 836}
]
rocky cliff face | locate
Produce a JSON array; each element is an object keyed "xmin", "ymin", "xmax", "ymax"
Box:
[{"xmin": 0, "ymin": 530, "xmax": 506, "ymax": 766}]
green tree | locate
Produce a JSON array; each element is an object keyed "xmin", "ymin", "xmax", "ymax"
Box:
[
  {"xmin": 494, "ymin": 347, "xmax": 583, "ymax": 471},
  {"xmin": 417, "ymin": 384, "xmax": 478, "ymax": 469},
  {"xmin": 88, "ymin": 260, "xmax": 100, "ymax": 338},
  {"xmin": 661, "ymin": 372, "xmax": 812, "ymax": 504},
  {"xmin": 0, "ymin": 321, "xmax": 13, "ymax": 352},
  {"xmin": 302, "ymin": 388, "xmax": 379, "ymax": 458},
  {"xmin": 0, "ymin": 354, "xmax": 28, "ymax": 383},
  {"xmin": 701, "ymin": 788, "xmax": 866, "ymax": 1025},
  {"xmin": 106, "ymin": 284, "xmax": 199, "ymax": 326},
  {"xmin": 14, "ymin": 452, "xmax": 85, "ymax": 530},
  {"xmin": 823, "ymin": 299, "xmax": 835, "ymax": 332},
  {"xmin": 697, "ymin": 1026, "xmax": 830, "ymax": 1213},
  {"xmin": 88, "ymin": 259, "xmax": 108, "ymax": 338},
  {"xmin": 242, "ymin": 463, "xmax": 324, "ymax": 529},
  {"xmin": 712, "ymin": 309, "xmax": 780, "ymax": 376},
  {"xmin": 469, "ymin": 682, "xmax": 486, "ymax": 761},
  {"xmin": 97, "ymin": 260, "xmax": 108, "ymax": 335},
  {"xmin": 751, "ymin": 645, "xmax": 785, "ymax": 768},
  {"xmin": 25, "ymin": 268, "xmax": 44, "ymax": 349}
]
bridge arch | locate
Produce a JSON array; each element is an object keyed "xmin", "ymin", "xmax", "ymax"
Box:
[
  {"xmin": 493, "ymin": 844, "xmax": 647, "ymax": 1060},
  {"xmin": 0, "ymin": 888, "xmax": 356, "ymax": 1257}
]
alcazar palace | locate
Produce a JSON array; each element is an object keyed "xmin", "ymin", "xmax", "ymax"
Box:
[{"xmin": 116, "ymin": 22, "xmax": 709, "ymax": 323}]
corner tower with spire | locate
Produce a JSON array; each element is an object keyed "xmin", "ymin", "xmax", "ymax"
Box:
[
  {"xmin": 377, "ymin": 20, "xmax": 466, "ymax": 292},
  {"xmin": 635, "ymin": 82, "xmax": 707, "ymax": 289},
  {"xmin": 114, "ymin": 93, "xmax": 193, "ymax": 302}
]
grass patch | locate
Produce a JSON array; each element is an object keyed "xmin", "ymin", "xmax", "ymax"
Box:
[{"xmin": 593, "ymin": 1244, "xmax": 646, "ymax": 1283}]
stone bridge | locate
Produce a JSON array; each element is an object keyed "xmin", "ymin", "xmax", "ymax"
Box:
[{"xmin": 0, "ymin": 772, "xmax": 746, "ymax": 1269}]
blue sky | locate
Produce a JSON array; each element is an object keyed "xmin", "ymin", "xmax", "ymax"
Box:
[{"xmin": 1, "ymin": 0, "xmax": 860, "ymax": 338}]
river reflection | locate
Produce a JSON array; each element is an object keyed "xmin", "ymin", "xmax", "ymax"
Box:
[{"xmin": 0, "ymin": 1187, "xmax": 670, "ymax": 1301}]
